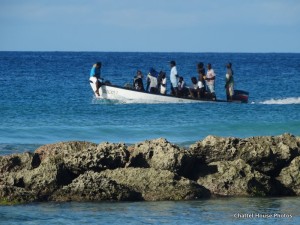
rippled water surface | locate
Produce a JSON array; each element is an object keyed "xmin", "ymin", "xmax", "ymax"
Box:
[
  {"xmin": 0, "ymin": 52, "xmax": 299, "ymax": 155},
  {"xmin": 1, "ymin": 198, "xmax": 299, "ymax": 224}
]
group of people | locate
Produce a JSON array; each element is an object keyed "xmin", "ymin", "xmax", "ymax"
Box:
[
  {"xmin": 90, "ymin": 60, "xmax": 235, "ymax": 101},
  {"xmin": 132, "ymin": 60, "xmax": 235, "ymax": 101}
]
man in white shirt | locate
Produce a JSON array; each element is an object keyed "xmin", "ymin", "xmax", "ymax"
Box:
[
  {"xmin": 206, "ymin": 63, "xmax": 216, "ymax": 100},
  {"xmin": 170, "ymin": 60, "xmax": 179, "ymax": 96}
]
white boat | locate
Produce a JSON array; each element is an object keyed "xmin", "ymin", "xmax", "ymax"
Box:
[{"xmin": 90, "ymin": 81, "xmax": 249, "ymax": 104}]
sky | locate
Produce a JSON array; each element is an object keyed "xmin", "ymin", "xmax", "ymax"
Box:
[{"xmin": 0, "ymin": 0, "xmax": 300, "ymax": 52}]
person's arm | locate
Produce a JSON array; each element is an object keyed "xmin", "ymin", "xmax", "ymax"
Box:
[
  {"xmin": 161, "ymin": 78, "xmax": 166, "ymax": 87},
  {"xmin": 174, "ymin": 68, "xmax": 179, "ymax": 78},
  {"xmin": 225, "ymin": 74, "xmax": 231, "ymax": 88}
]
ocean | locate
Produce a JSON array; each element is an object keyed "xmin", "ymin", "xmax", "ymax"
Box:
[{"xmin": 0, "ymin": 52, "xmax": 300, "ymax": 224}]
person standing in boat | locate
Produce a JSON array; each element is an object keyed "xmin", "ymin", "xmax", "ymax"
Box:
[
  {"xmin": 197, "ymin": 62, "xmax": 207, "ymax": 94},
  {"xmin": 133, "ymin": 70, "xmax": 145, "ymax": 91},
  {"xmin": 170, "ymin": 60, "xmax": 179, "ymax": 96},
  {"xmin": 225, "ymin": 62, "xmax": 234, "ymax": 101},
  {"xmin": 205, "ymin": 63, "xmax": 216, "ymax": 100},
  {"xmin": 89, "ymin": 62, "xmax": 102, "ymax": 97}
]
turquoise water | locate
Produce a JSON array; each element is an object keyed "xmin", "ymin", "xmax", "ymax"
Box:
[
  {"xmin": 0, "ymin": 52, "xmax": 300, "ymax": 223},
  {"xmin": 0, "ymin": 198, "xmax": 299, "ymax": 224},
  {"xmin": 0, "ymin": 52, "xmax": 299, "ymax": 154}
]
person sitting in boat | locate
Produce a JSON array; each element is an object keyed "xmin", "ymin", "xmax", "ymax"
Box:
[
  {"xmin": 133, "ymin": 70, "xmax": 145, "ymax": 91},
  {"xmin": 159, "ymin": 72, "xmax": 167, "ymax": 95},
  {"xmin": 178, "ymin": 76, "xmax": 188, "ymax": 97},
  {"xmin": 205, "ymin": 63, "xmax": 216, "ymax": 100},
  {"xmin": 89, "ymin": 62, "xmax": 102, "ymax": 97},
  {"xmin": 146, "ymin": 68, "xmax": 158, "ymax": 93},
  {"xmin": 225, "ymin": 63, "xmax": 234, "ymax": 101},
  {"xmin": 189, "ymin": 77, "xmax": 201, "ymax": 99}
]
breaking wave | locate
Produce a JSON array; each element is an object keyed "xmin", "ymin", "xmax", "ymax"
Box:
[{"xmin": 259, "ymin": 97, "xmax": 300, "ymax": 105}]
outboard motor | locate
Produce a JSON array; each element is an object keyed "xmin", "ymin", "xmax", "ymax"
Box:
[{"xmin": 233, "ymin": 90, "xmax": 249, "ymax": 103}]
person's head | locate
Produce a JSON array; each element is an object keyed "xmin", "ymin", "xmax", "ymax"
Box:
[
  {"xmin": 226, "ymin": 62, "xmax": 232, "ymax": 68},
  {"xmin": 96, "ymin": 62, "xmax": 102, "ymax": 68},
  {"xmin": 137, "ymin": 70, "xmax": 143, "ymax": 77},
  {"xmin": 179, "ymin": 76, "xmax": 184, "ymax": 82},
  {"xmin": 191, "ymin": 77, "xmax": 197, "ymax": 84},
  {"xmin": 207, "ymin": 63, "xmax": 212, "ymax": 70},
  {"xmin": 197, "ymin": 62, "xmax": 204, "ymax": 69},
  {"xmin": 170, "ymin": 60, "xmax": 176, "ymax": 67}
]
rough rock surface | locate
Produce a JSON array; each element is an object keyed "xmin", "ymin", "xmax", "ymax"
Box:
[
  {"xmin": 190, "ymin": 133, "xmax": 300, "ymax": 175},
  {"xmin": 0, "ymin": 134, "xmax": 300, "ymax": 204},
  {"xmin": 126, "ymin": 138, "xmax": 195, "ymax": 177},
  {"xmin": 197, "ymin": 159, "xmax": 273, "ymax": 196},
  {"xmin": 51, "ymin": 171, "xmax": 140, "ymax": 201},
  {"xmin": 277, "ymin": 156, "xmax": 300, "ymax": 195},
  {"xmin": 99, "ymin": 168, "xmax": 209, "ymax": 200}
]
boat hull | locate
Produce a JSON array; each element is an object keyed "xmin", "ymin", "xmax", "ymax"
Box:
[
  {"xmin": 99, "ymin": 85, "xmax": 207, "ymax": 103},
  {"xmin": 90, "ymin": 83, "xmax": 248, "ymax": 104}
]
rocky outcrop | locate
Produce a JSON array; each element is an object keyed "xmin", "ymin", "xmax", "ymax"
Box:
[{"xmin": 0, "ymin": 133, "xmax": 300, "ymax": 204}]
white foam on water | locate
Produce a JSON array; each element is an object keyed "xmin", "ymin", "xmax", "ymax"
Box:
[{"xmin": 259, "ymin": 97, "xmax": 300, "ymax": 105}]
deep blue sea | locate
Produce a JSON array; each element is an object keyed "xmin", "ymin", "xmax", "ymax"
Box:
[{"xmin": 0, "ymin": 52, "xmax": 300, "ymax": 224}]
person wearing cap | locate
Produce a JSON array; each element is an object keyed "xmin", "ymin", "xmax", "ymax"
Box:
[
  {"xmin": 170, "ymin": 60, "xmax": 179, "ymax": 96},
  {"xmin": 89, "ymin": 62, "xmax": 102, "ymax": 97},
  {"xmin": 205, "ymin": 63, "xmax": 216, "ymax": 100},
  {"xmin": 225, "ymin": 62, "xmax": 234, "ymax": 101}
]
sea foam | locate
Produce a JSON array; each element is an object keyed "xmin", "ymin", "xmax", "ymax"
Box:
[{"xmin": 259, "ymin": 97, "xmax": 300, "ymax": 105}]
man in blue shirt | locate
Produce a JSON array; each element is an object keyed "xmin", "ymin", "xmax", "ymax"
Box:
[{"xmin": 89, "ymin": 62, "xmax": 102, "ymax": 97}]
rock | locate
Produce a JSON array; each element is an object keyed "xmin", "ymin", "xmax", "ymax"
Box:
[
  {"xmin": 1, "ymin": 141, "xmax": 131, "ymax": 202},
  {"xmin": 277, "ymin": 156, "xmax": 300, "ymax": 195},
  {"xmin": 35, "ymin": 141, "xmax": 130, "ymax": 175},
  {"xmin": 51, "ymin": 171, "xmax": 140, "ymax": 201},
  {"xmin": 0, "ymin": 185, "xmax": 38, "ymax": 204},
  {"xmin": 1, "ymin": 156, "xmax": 75, "ymax": 201},
  {"xmin": 190, "ymin": 133, "xmax": 300, "ymax": 176},
  {"xmin": 99, "ymin": 168, "xmax": 210, "ymax": 201},
  {"xmin": 239, "ymin": 133, "xmax": 300, "ymax": 175},
  {"xmin": 197, "ymin": 159, "xmax": 273, "ymax": 196},
  {"xmin": 63, "ymin": 142, "xmax": 130, "ymax": 174},
  {"xmin": 34, "ymin": 141, "xmax": 97, "ymax": 161},
  {"xmin": 190, "ymin": 135, "xmax": 240, "ymax": 163},
  {"xmin": 0, "ymin": 152, "xmax": 38, "ymax": 174},
  {"xmin": 126, "ymin": 138, "xmax": 195, "ymax": 177},
  {"xmin": 0, "ymin": 134, "xmax": 299, "ymax": 204}
]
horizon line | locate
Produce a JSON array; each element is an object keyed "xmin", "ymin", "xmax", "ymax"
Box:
[{"xmin": 0, "ymin": 50, "xmax": 299, "ymax": 54}]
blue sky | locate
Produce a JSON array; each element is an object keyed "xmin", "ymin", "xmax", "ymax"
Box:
[{"xmin": 0, "ymin": 0, "xmax": 300, "ymax": 52}]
